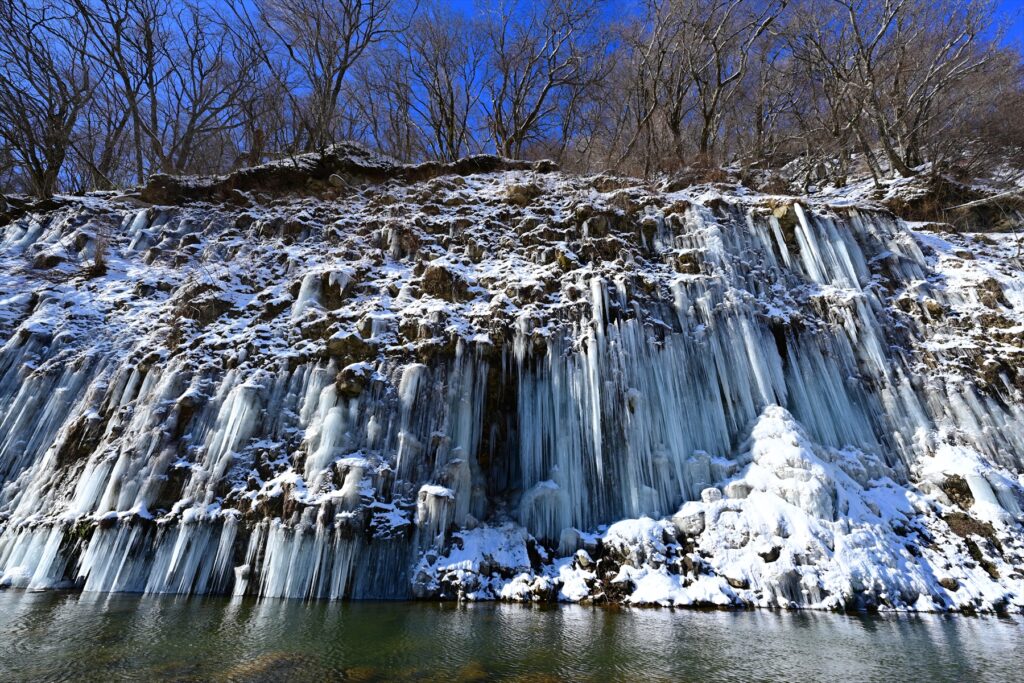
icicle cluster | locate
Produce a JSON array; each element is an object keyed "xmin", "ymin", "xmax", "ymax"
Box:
[{"xmin": 1, "ymin": 167, "xmax": 1022, "ymax": 611}]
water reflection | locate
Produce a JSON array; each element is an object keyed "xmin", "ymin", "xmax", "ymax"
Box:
[{"xmin": 0, "ymin": 591, "xmax": 1019, "ymax": 681}]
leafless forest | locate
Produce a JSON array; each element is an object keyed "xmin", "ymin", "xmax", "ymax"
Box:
[{"xmin": 1, "ymin": 0, "xmax": 1022, "ymax": 198}]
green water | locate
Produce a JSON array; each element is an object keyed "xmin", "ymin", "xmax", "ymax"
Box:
[{"xmin": 0, "ymin": 590, "xmax": 1020, "ymax": 682}]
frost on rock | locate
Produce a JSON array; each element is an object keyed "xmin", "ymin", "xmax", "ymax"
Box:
[{"xmin": 0, "ymin": 156, "xmax": 1023, "ymax": 612}]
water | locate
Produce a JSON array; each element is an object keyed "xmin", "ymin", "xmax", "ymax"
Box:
[{"xmin": 0, "ymin": 591, "xmax": 1020, "ymax": 681}]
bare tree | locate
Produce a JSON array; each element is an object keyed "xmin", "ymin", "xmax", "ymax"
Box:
[
  {"xmin": 158, "ymin": 3, "xmax": 264, "ymax": 174},
  {"xmin": 727, "ymin": 36, "xmax": 800, "ymax": 169},
  {"xmin": 927, "ymin": 46, "xmax": 1024, "ymax": 179},
  {"xmin": 225, "ymin": 26, "xmax": 291, "ymax": 169},
  {"xmin": 608, "ymin": 0, "xmax": 784, "ymax": 173},
  {"xmin": 0, "ymin": 137, "xmax": 21, "ymax": 194},
  {"xmin": 347, "ymin": 50, "xmax": 420, "ymax": 161},
  {"xmin": 609, "ymin": 13, "xmax": 673, "ymax": 175},
  {"xmin": 229, "ymin": 0, "xmax": 407, "ymax": 153},
  {"xmin": 71, "ymin": 0, "xmax": 171, "ymax": 185},
  {"xmin": 790, "ymin": 0, "xmax": 1000, "ymax": 177},
  {"xmin": 68, "ymin": 80, "xmax": 135, "ymax": 190},
  {"xmin": 482, "ymin": 0, "xmax": 604, "ymax": 159},
  {"xmin": 1, "ymin": 0, "xmax": 1022, "ymax": 196},
  {"xmin": 0, "ymin": 1, "xmax": 96, "ymax": 198},
  {"xmin": 399, "ymin": 2, "xmax": 486, "ymax": 161},
  {"xmin": 638, "ymin": 0, "xmax": 787, "ymax": 166},
  {"xmin": 66, "ymin": 0, "xmax": 282, "ymax": 181}
]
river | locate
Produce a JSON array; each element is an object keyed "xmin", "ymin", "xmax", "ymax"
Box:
[{"xmin": 0, "ymin": 590, "xmax": 1020, "ymax": 681}]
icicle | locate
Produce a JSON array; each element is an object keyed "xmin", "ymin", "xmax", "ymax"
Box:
[
  {"xmin": 291, "ymin": 272, "xmax": 322, "ymax": 320},
  {"xmin": 416, "ymin": 485, "xmax": 455, "ymax": 549}
]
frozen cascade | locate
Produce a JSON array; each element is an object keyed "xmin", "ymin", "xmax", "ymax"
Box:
[
  {"xmin": 1, "ymin": 172, "xmax": 1024, "ymax": 611},
  {"xmin": 291, "ymin": 272, "xmax": 322, "ymax": 320}
]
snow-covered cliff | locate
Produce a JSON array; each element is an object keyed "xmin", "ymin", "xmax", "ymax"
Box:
[{"xmin": 1, "ymin": 147, "xmax": 1023, "ymax": 612}]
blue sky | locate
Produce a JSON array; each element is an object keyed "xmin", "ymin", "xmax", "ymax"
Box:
[
  {"xmin": 999, "ymin": 0, "xmax": 1024, "ymax": 45},
  {"xmin": 448, "ymin": 0, "xmax": 1024, "ymax": 47}
]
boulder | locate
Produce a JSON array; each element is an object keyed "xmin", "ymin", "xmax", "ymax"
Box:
[
  {"xmin": 421, "ymin": 263, "xmax": 470, "ymax": 302},
  {"xmin": 336, "ymin": 362, "xmax": 373, "ymax": 398},
  {"xmin": 672, "ymin": 509, "xmax": 705, "ymax": 536},
  {"xmin": 701, "ymin": 487, "xmax": 723, "ymax": 503},
  {"xmin": 506, "ymin": 182, "xmax": 543, "ymax": 207},
  {"xmin": 326, "ymin": 331, "xmax": 377, "ymax": 365},
  {"xmin": 724, "ymin": 481, "xmax": 751, "ymax": 500}
]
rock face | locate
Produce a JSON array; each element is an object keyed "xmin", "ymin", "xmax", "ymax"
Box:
[{"xmin": 1, "ymin": 150, "xmax": 1024, "ymax": 613}]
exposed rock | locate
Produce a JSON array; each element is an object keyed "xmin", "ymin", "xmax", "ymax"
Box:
[
  {"xmin": 701, "ymin": 487, "xmax": 723, "ymax": 504},
  {"xmin": 674, "ymin": 250, "xmax": 702, "ymax": 274},
  {"xmin": 726, "ymin": 576, "xmax": 749, "ymax": 590},
  {"xmin": 671, "ymin": 509, "xmax": 705, "ymax": 536},
  {"xmin": 977, "ymin": 278, "xmax": 1009, "ymax": 309},
  {"xmin": 172, "ymin": 282, "xmax": 234, "ymax": 325},
  {"xmin": 326, "ymin": 332, "xmax": 377, "ymax": 365},
  {"xmin": 506, "ymin": 182, "xmax": 543, "ymax": 207},
  {"xmin": 724, "ymin": 481, "xmax": 751, "ymax": 500},
  {"xmin": 944, "ymin": 512, "xmax": 997, "ymax": 543},
  {"xmin": 940, "ymin": 475, "xmax": 974, "ymax": 510},
  {"xmin": 421, "ymin": 263, "xmax": 470, "ymax": 302},
  {"xmin": 32, "ymin": 251, "xmax": 64, "ymax": 269},
  {"xmin": 336, "ymin": 363, "xmax": 373, "ymax": 398},
  {"xmin": 141, "ymin": 144, "xmax": 557, "ymax": 205}
]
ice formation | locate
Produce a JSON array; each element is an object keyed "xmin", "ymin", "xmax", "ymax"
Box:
[{"xmin": 1, "ymin": 153, "xmax": 1023, "ymax": 612}]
